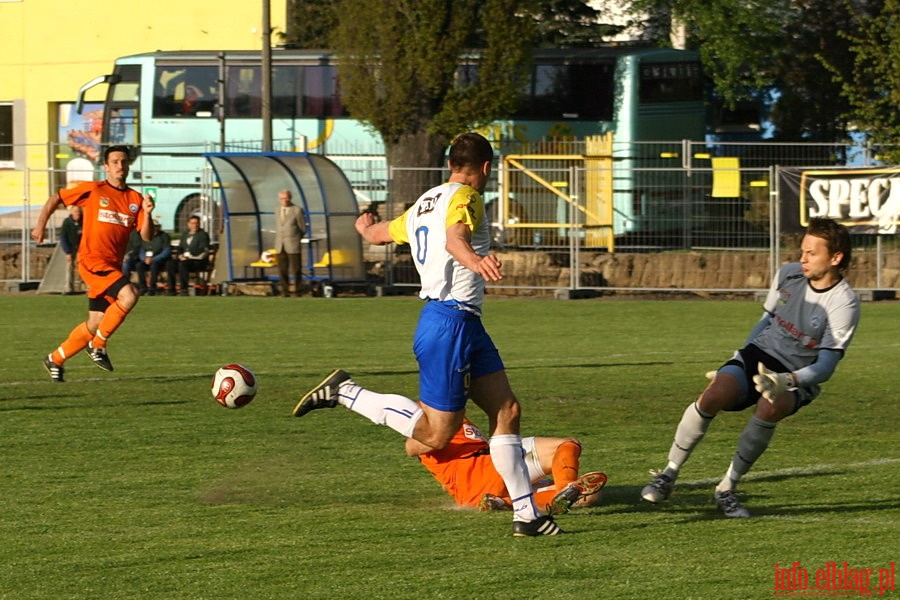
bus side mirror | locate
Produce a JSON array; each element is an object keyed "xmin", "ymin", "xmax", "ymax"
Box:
[{"xmin": 76, "ymin": 74, "xmax": 121, "ymax": 114}]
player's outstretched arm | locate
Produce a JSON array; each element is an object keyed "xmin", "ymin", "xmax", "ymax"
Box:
[
  {"xmin": 30, "ymin": 194, "xmax": 64, "ymax": 244},
  {"xmin": 139, "ymin": 194, "xmax": 155, "ymax": 242},
  {"xmin": 355, "ymin": 212, "xmax": 394, "ymax": 245},
  {"xmin": 445, "ymin": 223, "xmax": 502, "ymax": 282}
]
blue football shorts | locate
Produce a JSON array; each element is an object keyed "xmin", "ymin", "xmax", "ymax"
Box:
[{"xmin": 413, "ymin": 300, "xmax": 505, "ymax": 412}]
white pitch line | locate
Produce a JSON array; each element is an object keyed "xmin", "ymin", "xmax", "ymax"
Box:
[{"xmin": 676, "ymin": 456, "xmax": 900, "ymax": 487}]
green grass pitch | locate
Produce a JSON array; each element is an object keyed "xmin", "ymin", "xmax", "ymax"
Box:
[{"xmin": 1, "ymin": 295, "xmax": 897, "ymax": 599}]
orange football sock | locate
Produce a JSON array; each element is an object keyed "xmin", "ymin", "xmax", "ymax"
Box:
[
  {"xmin": 534, "ymin": 487, "xmax": 558, "ymax": 511},
  {"xmin": 533, "ymin": 440, "xmax": 584, "ymax": 512},
  {"xmin": 52, "ymin": 322, "xmax": 93, "ymax": 364},
  {"xmin": 92, "ymin": 301, "xmax": 129, "ymax": 349},
  {"xmin": 551, "ymin": 440, "xmax": 582, "ymax": 489}
]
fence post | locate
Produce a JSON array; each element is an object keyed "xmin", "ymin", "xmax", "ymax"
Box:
[
  {"xmin": 496, "ymin": 156, "xmax": 506, "ymax": 246},
  {"xmin": 23, "ymin": 167, "xmax": 31, "ymax": 283},
  {"xmin": 569, "ymin": 165, "xmax": 578, "ymax": 291},
  {"xmin": 876, "ymin": 236, "xmax": 883, "ymax": 289},
  {"xmin": 770, "ymin": 165, "xmax": 779, "ymax": 283}
]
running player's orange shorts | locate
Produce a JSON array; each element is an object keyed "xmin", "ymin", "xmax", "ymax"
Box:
[{"xmin": 78, "ymin": 262, "xmax": 125, "ymax": 300}]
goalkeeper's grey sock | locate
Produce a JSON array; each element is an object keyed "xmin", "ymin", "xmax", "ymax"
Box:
[
  {"xmin": 665, "ymin": 402, "xmax": 714, "ymax": 477},
  {"xmin": 715, "ymin": 415, "xmax": 777, "ymax": 492}
]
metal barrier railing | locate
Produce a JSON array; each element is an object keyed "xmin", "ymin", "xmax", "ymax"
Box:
[{"xmin": 3, "ymin": 140, "xmax": 897, "ymax": 293}]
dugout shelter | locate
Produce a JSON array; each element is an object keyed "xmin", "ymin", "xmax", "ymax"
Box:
[{"xmin": 203, "ymin": 152, "xmax": 365, "ymax": 293}]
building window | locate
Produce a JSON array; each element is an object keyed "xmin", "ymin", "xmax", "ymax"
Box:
[{"xmin": 0, "ymin": 103, "xmax": 13, "ymax": 167}]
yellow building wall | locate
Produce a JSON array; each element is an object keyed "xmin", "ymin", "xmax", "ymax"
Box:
[{"xmin": 0, "ymin": 0, "xmax": 286, "ymax": 209}]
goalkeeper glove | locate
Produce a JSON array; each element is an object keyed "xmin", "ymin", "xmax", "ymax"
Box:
[{"xmin": 752, "ymin": 363, "xmax": 795, "ymax": 404}]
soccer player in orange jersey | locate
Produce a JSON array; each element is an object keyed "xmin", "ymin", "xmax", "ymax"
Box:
[
  {"xmin": 410, "ymin": 416, "xmax": 607, "ymax": 514},
  {"xmin": 32, "ymin": 145, "xmax": 155, "ymax": 382}
]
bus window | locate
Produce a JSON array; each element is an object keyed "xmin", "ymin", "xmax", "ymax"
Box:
[
  {"xmin": 110, "ymin": 81, "xmax": 139, "ymax": 103},
  {"xmin": 639, "ymin": 61, "xmax": 702, "ymax": 103},
  {"xmin": 154, "ymin": 65, "xmax": 218, "ymax": 117},
  {"xmin": 227, "ymin": 66, "xmax": 261, "ymax": 118},
  {"xmin": 107, "ymin": 107, "xmax": 137, "ymax": 145},
  {"xmin": 517, "ymin": 63, "xmax": 614, "ymax": 121},
  {"xmin": 272, "ymin": 65, "xmax": 300, "ymax": 117},
  {"xmin": 223, "ymin": 64, "xmax": 347, "ymax": 118},
  {"xmin": 303, "ymin": 65, "xmax": 345, "ymax": 117}
]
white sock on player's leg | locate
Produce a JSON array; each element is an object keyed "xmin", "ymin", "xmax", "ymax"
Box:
[
  {"xmin": 338, "ymin": 384, "xmax": 423, "ymax": 437},
  {"xmin": 490, "ymin": 434, "xmax": 541, "ymax": 522},
  {"xmin": 665, "ymin": 401, "xmax": 714, "ymax": 478}
]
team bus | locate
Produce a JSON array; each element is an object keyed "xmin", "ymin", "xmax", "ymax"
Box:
[{"xmin": 75, "ymin": 47, "xmax": 706, "ymax": 236}]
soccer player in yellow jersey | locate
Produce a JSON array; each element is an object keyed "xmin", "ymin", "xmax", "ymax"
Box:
[
  {"xmin": 295, "ymin": 133, "xmax": 561, "ymax": 536},
  {"xmin": 32, "ymin": 145, "xmax": 154, "ymax": 382}
]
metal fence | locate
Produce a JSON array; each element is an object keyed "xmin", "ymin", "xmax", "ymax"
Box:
[
  {"xmin": 381, "ymin": 138, "xmax": 898, "ymax": 295},
  {"xmin": 3, "ymin": 140, "xmax": 898, "ymax": 295}
]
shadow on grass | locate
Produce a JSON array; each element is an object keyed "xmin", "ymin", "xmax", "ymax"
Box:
[
  {"xmin": 340, "ymin": 358, "xmax": 714, "ymax": 380},
  {"xmin": 0, "ymin": 390, "xmax": 92, "ymax": 410},
  {"xmin": 568, "ymin": 472, "xmax": 900, "ymax": 524},
  {"xmin": 1, "ymin": 389, "xmax": 192, "ymax": 411}
]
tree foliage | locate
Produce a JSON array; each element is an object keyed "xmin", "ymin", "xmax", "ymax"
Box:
[
  {"xmin": 630, "ymin": 0, "xmax": 789, "ymax": 100},
  {"xmin": 521, "ymin": 0, "xmax": 625, "ymax": 47},
  {"xmin": 630, "ymin": 0, "xmax": 878, "ymax": 142},
  {"xmin": 331, "ymin": 0, "xmax": 533, "ymax": 146},
  {"xmin": 766, "ymin": 0, "xmax": 872, "ymax": 143},
  {"xmin": 842, "ymin": 0, "xmax": 900, "ymax": 160},
  {"xmin": 282, "ymin": 0, "xmax": 898, "ymax": 152},
  {"xmin": 284, "ymin": 0, "xmax": 625, "ymax": 50},
  {"xmin": 281, "ymin": 0, "xmax": 337, "ymax": 48},
  {"xmin": 326, "ymin": 0, "xmax": 535, "ymax": 214}
]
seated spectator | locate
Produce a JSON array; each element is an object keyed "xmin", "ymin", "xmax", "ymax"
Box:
[
  {"xmin": 134, "ymin": 222, "xmax": 172, "ymax": 296},
  {"xmin": 168, "ymin": 215, "xmax": 210, "ymax": 296}
]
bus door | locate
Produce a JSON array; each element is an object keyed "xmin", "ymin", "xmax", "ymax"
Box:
[
  {"xmin": 103, "ymin": 64, "xmax": 141, "ymax": 149},
  {"xmin": 77, "ymin": 64, "xmax": 141, "ymax": 151}
]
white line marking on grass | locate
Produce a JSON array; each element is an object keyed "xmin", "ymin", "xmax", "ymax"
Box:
[
  {"xmin": 677, "ymin": 457, "xmax": 900, "ymax": 487},
  {"xmin": 760, "ymin": 514, "xmax": 897, "ymax": 525}
]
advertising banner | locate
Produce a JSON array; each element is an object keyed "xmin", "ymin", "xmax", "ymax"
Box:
[{"xmin": 778, "ymin": 166, "xmax": 900, "ymax": 234}]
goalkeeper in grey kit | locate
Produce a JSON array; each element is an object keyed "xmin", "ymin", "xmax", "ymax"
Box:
[{"xmin": 641, "ymin": 217, "xmax": 860, "ymax": 518}]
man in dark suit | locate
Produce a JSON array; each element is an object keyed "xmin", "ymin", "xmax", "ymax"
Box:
[{"xmin": 169, "ymin": 215, "xmax": 210, "ymax": 296}]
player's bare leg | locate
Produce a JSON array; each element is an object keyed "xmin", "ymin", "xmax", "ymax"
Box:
[{"xmin": 471, "ymin": 370, "xmax": 562, "ymax": 535}]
